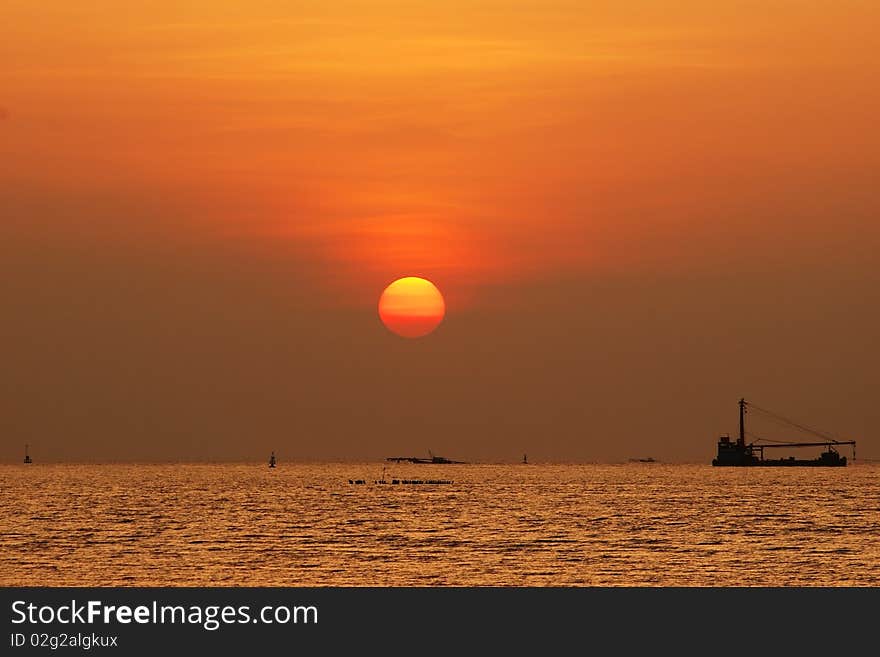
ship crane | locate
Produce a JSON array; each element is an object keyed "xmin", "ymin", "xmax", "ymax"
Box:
[
  {"xmin": 746, "ymin": 400, "xmax": 857, "ymax": 461},
  {"xmin": 713, "ymin": 399, "xmax": 857, "ymax": 466},
  {"xmin": 751, "ymin": 440, "xmax": 856, "ymax": 461}
]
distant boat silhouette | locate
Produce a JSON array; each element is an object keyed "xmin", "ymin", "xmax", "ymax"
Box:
[
  {"xmin": 23, "ymin": 444, "xmax": 32, "ymax": 464},
  {"xmin": 522, "ymin": 453, "xmax": 528, "ymax": 464},
  {"xmin": 268, "ymin": 451, "xmax": 276, "ymax": 468},
  {"xmin": 386, "ymin": 450, "xmax": 465, "ymax": 464}
]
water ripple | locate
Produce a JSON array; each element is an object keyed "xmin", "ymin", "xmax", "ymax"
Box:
[{"xmin": 1, "ymin": 463, "xmax": 878, "ymax": 586}]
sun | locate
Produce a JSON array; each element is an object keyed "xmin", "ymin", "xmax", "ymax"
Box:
[{"xmin": 378, "ymin": 277, "xmax": 446, "ymax": 338}]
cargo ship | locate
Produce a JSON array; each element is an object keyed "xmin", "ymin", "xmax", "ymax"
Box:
[{"xmin": 712, "ymin": 399, "xmax": 855, "ymax": 467}]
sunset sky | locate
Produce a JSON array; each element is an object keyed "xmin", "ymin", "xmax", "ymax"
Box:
[{"xmin": 2, "ymin": 1, "xmax": 878, "ymax": 462}]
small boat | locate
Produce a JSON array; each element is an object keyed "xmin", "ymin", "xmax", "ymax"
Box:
[
  {"xmin": 629, "ymin": 457, "xmax": 657, "ymax": 463},
  {"xmin": 712, "ymin": 399, "xmax": 855, "ymax": 467},
  {"xmin": 386, "ymin": 450, "xmax": 466, "ymax": 464},
  {"xmin": 23, "ymin": 444, "xmax": 32, "ymax": 464},
  {"xmin": 268, "ymin": 451, "xmax": 276, "ymax": 468}
]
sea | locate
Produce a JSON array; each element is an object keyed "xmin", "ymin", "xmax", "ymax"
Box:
[{"xmin": 1, "ymin": 463, "xmax": 878, "ymax": 586}]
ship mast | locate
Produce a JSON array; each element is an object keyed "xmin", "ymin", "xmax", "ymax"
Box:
[{"xmin": 738, "ymin": 398, "xmax": 746, "ymax": 446}]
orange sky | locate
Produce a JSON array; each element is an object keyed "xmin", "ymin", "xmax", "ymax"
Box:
[{"xmin": 2, "ymin": 1, "xmax": 878, "ymax": 461}]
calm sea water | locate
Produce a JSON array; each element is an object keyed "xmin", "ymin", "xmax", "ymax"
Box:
[{"xmin": 1, "ymin": 463, "xmax": 877, "ymax": 586}]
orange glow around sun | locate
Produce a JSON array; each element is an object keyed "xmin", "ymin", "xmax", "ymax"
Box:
[{"xmin": 378, "ymin": 277, "xmax": 446, "ymax": 338}]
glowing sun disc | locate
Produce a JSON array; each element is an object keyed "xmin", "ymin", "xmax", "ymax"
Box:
[{"xmin": 378, "ymin": 277, "xmax": 446, "ymax": 338}]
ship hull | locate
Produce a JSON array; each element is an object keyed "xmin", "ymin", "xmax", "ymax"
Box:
[{"xmin": 712, "ymin": 457, "xmax": 847, "ymax": 467}]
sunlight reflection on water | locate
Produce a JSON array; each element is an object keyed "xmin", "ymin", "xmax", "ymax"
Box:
[{"xmin": 1, "ymin": 463, "xmax": 877, "ymax": 586}]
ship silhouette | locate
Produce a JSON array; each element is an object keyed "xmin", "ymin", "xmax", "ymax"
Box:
[
  {"xmin": 712, "ymin": 399, "xmax": 855, "ymax": 467},
  {"xmin": 386, "ymin": 450, "xmax": 465, "ymax": 464}
]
